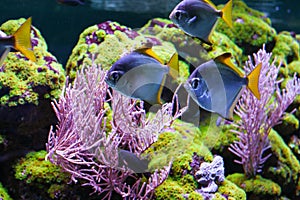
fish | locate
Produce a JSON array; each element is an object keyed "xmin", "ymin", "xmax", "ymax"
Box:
[
  {"xmin": 56, "ymin": 0, "xmax": 85, "ymax": 6},
  {"xmin": 0, "ymin": 17, "xmax": 36, "ymax": 66},
  {"xmin": 184, "ymin": 53, "xmax": 261, "ymax": 120},
  {"xmin": 118, "ymin": 149, "xmax": 149, "ymax": 173},
  {"xmin": 105, "ymin": 46, "xmax": 179, "ymax": 105},
  {"xmin": 169, "ymin": 0, "xmax": 233, "ymax": 45}
]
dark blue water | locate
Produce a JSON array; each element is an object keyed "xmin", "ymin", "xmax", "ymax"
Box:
[{"xmin": 1, "ymin": 0, "xmax": 299, "ymax": 65}]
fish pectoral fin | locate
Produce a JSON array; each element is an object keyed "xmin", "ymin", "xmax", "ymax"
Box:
[
  {"xmin": 13, "ymin": 17, "xmax": 36, "ymax": 62},
  {"xmin": 214, "ymin": 52, "xmax": 244, "ymax": 77},
  {"xmin": 187, "ymin": 16, "xmax": 197, "ymax": 24},
  {"xmin": 156, "ymin": 76, "xmax": 166, "ymax": 104},
  {"xmin": 167, "ymin": 52, "xmax": 179, "ymax": 79},
  {"xmin": 247, "ymin": 63, "xmax": 262, "ymax": 100},
  {"xmin": 221, "ymin": 0, "xmax": 233, "ymax": 28}
]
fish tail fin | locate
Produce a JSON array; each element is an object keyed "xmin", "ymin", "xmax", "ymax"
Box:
[
  {"xmin": 247, "ymin": 63, "xmax": 262, "ymax": 99},
  {"xmin": 13, "ymin": 17, "xmax": 36, "ymax": 62},
  {"xmin": 167, "ymin": 52, "xmax": 179, "ymax": 79},
  {"xmin": 221, "ymin": 0, "xmax": 233, "ymax": 28}
]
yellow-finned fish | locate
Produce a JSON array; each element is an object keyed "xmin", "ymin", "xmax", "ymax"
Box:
[
  {"xmin": 0, "ymin": 17, "xmax": 36, "ymax": 66},
  {"xmin": 105, "ymin": 46, "xmax": 179, "ymax": 105},
  {"xmin": 169, "ymin": 0, "xmax": 233, "ymax": 45},
  {"xmin": 184, "ymin": 53, "xmax": 261, "ymax": 120}
]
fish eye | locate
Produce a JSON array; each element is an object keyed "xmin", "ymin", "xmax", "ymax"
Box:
[
  {"xmin": 175, "ymin": 11, "xmax": 181, "ymax": 20},
  {"xmin": 109, "ymin": 71, "xmax": 122, "ymax": 82},
  {"xmin": 191, "ymin": 78, "xmax": 200, "ymax": 89}
]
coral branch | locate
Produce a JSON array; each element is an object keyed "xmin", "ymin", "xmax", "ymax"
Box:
[{"xmin": 228, "ymin": 46, "xmax": 300, "ymax": 177}]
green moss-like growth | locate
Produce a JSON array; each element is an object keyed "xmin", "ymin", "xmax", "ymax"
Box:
[
  {"xmin": 227, "ymin": 173, "xmax": 281, "ymax": 196},
  {"xmin": 217, "ymin": 179, "xmax": 246, "ymax": 200},
  {"xmin": 0, "ymin": 18, "xmax": 65, "ymax": 106},
  {"xmin": 216, "ymin": 0, "xmax": 276, "ymax": 56},
  {"xmin": 268, "ymin": 129, "xmax": 300, "ymax": 184},
  {"xmin": 14, "ymin": 150, "xmax": 70, "ymax": 198},
  {"xmin": 272, "ymin": 31, "xmax": 300, "ymax": 70},
  {"xmin": 0, "ymin": 182, "xmax": 12, "ymax": 200}
]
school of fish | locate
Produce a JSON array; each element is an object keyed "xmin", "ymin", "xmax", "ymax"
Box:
[{"xmin": 106, "ymin": 0, "xmax": 262, "ymax": 121}]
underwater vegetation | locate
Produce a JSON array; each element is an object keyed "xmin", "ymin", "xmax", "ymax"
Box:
[{"xmin": 0, "ymin": 0, "xmax": 299, "ymax": 200}]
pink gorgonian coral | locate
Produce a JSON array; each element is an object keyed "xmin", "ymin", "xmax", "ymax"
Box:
[
  {"xmin": 229, "ymin": 46, "xmax": 300, "ymax": 178},
  {"xmin": 45, "ymin": 61, "xmax": 181, "ymax": 199}
]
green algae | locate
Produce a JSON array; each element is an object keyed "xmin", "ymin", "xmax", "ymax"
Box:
[
  {"xmin": 216, "ymin": 0, "xmax": 276, "ymax": 55},
  {"xmin": 227, "ymin": 173, "xmax": 281, "ymax": 196},
  {"xmin": 268, "ymin": 129, "xmax": 300, "ymax": 184},
  {"xmin": 217, "ymin": 179, "xmax": 246, "ymax": 200},
  {"xmin": 0, "ymin": 182, "xmax": 12, "ymax": 200},
  {"xmin": 0, "ymin": 18, "xmax": 65, "ymax": 106},
  {"xmin": 14, "ymin": 150, "xmax": 70, "ymax": 198},
  {"xmin": 272, "ymin": 31, "xmax": 300, "ymax": 70}
]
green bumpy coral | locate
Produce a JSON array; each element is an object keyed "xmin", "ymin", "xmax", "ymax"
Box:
[
  {"xmin": 66, "ymin": 21, "xmax": 190, "ymax": 83},
  {"xmin": 216, "ymin": 0, "xmax": 276, "ymax": 56},
  {"xmin": 0, "ymin": 182, "xmax": 12, "ymax": 200},
  {"xmin": 150, "ymin": 119, "xmax": 245, "ymax": 199},
  {"xmin": 0, "ymin": 18, "xmax": 65, "ymax": 106},
  {"xmin": 227, "ymin": 173, "xmax": 281, "ymax": 197},
  {"xmin": 14, "ymin": 150, "xmax": 70, "ymax": 198}
]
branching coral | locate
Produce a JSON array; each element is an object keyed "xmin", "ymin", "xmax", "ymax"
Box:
[
  {"xmin": 229, "ymin": 46, "xmax": 300, "ymax": 178},
  {"xmin": 46, "ymin": 60, "xmax": 182, "ymax": 199}
]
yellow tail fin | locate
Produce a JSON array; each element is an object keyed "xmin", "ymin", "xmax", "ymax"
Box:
[
  {"xmin": 221, "ymin": 0, "xmax": 233, "ymax": 28},
  {"xmin": 167, "ymin": 52, "xmax": 179, "ymax": 79},
  {"xmin": 13, "ymin": 17, "xmax": 36, "ymax": 62},
  {"xmin": 247, "ymin": 63, "xmax": 262, "ymax": 99}
]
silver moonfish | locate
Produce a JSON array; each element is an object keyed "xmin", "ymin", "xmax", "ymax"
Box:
[
  {"xmin": 0, "ymin": 17, "xmax": 36, "ymax": 66},
  {"xmin": 105, "ymin": 47, "xmax": 178, "ymax": 105},
  {"xmin": 169, "ymin": 0, "xmax": 233, "ymax": 44},
  {"xmin": 184, "ymin": 53, "xmax": 261, "ymax": 120}
]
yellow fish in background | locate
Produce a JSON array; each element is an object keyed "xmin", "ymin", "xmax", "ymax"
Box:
[
  {"xmin": 184, "ymin": 53, "xmax": 261, "ymax": 120},
  {"xmin": 105, "ymin": 46, "xmax": 179, "ymax": 105},
  {"xmin": 0, "ymin": 17, "xmax": 36, "ymax": 66},
  {"xmin": 169, "ymin": 0, "xmax": 233, "ymax": 45}
]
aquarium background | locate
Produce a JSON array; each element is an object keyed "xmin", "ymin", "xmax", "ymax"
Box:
[{"xmin": 1, "ymin": 0, "xmax": 299, "ymax": 65}]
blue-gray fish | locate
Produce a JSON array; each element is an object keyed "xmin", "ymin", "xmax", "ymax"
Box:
[
  {"xmin": 0, "ymin": 17, "xmax": 36, "ymax": 66},
  {"xmin": 105, "ymin": 47, "xmax": 179, "ymax": 105},
  {"xmin": 169, "ymin": 0, "xmax": 233, "ymax": 45},
  {"xmin": 184, "ymin": 53, "xmax": 261, "ymax": 120}
]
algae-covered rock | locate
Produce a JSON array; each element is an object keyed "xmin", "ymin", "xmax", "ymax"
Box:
[
  {"xmin": 267, "ymin": 129, "xmax": 300, "ymax": 198},
  {"xmin": 272, "ymin": 31, "xmax": 300, "ymax": 69},
  {"xmin": 13, "ymin": 150, "xmax": 71, "ymax": 199},
  {"xmin": 227, "ymin": 173, "xmax": 281, "ymax": 197},
  {"xmin": 0, "ymin": 182, "xmax": 12, "ymax": 200},
  {"xmin": 66, "ymin": 20, "xmax": 185, "ymax": 82},
  {"xmin": 0, "ymin": 18, "xmax": 65, "ymax": 107},
  {"xmin": 0, "ymin": 18, "xmax": 65, "ymax": 190},
  {"xmin": 216, "ymin": 0, "xmax": 276, "ymax": 56}
]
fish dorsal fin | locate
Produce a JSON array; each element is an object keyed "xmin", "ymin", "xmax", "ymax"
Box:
[
  {"xmin": 13, "ymin": 17, "xmax": 36, "ymax": 62},
  {"xmin": 202, "ymin": 0, "xmax": 217, "ymax": 10},
  {"xmin": 167, "ymin": 52, "xmax": 179, "ymax": 79},
  {"xmin": 221, "ymin": 0, "xmax": 233, "ymax": 28},
  {"xmin": 135, "ymin": 44, "xmax": 164, "ymax": 64},
  {"xmin": 247, "ymin": 63, "xmax": 262, "ymax": 100},
  {"xmin": 214, "ymin": 53, "xmax": 244, "ymax": 77}
]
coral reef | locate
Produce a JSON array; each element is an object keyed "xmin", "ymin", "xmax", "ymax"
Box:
[
  {"xmin": 13, "ymin": 150, "xmax": 70, "ymax": 199},
  {"xmin": 0, "ymin": 18, "xmax": 65, "ymax": 195},
  {"xmin": 227, "ymin": 173, "xmax": 281, "ymax": 197},
  {"xmin": 0, "ymin": 182, "xmax": 12, "ymax": 200}
]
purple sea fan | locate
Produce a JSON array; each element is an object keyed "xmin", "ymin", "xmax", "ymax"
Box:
[
  {"xmin": 46, "ymin": 62, "xmax": 177, "ymax": 199},
  {"xmin": 228, "ymin": 46, "xmax": 300, "ymax": 178}
]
